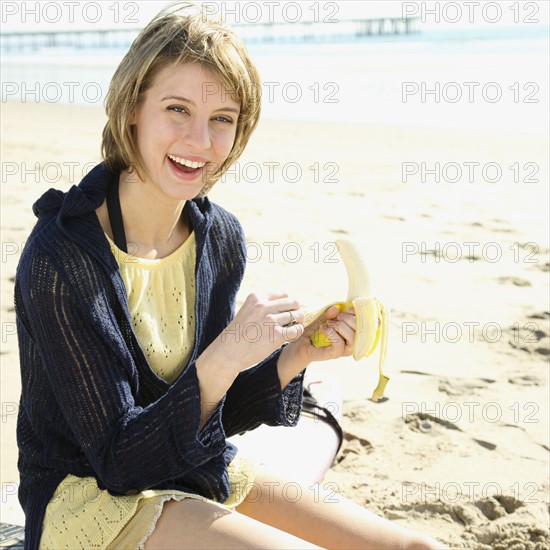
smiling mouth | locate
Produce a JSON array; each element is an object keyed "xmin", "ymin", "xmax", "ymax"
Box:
[{"xmin": 167, "ymin": 154, "xmax": 206, "ymax": 174}]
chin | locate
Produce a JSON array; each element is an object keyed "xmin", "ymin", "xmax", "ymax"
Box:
[{"xmin": 164, "ymin": 183, "xmax": 204, "ymax": 201}]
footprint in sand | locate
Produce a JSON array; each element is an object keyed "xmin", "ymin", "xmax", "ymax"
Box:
[
  {"xmin": 496, "ymin": 276, "xmax": 532, "ymax": 287},
  {"xmin": 468, "ymin": 495, "xmax": 549, "ymax": 550},
  {"xmin": 404, "ymin": 412, "xmax": 461, "ymax": 433},
  {"xmin": 519, "ymin": 244, "xmax": 549, "ymax": 273},
  {"xmin": 418, "ymin": 248, "xmax": 482, "ymax": 262},
  {"xmin": 336, "ymin": 402, "xmax": 375, "ymax": 465},
  {"xmin": 382, "ymin": 215, "xmax": 405, "ymax": 222},
  {"xmin": 400, "ymin": 369, "xmax": 432, "ymax": 376},
  {"xmin": 528, "ymin": 311, "xmax": 550, "ymax": 320},
  {"xmin": 333, "ymin": 432, "xmax": 373, "ymax": 467},
  {"xmin": 507, "ymin": 374, "xmax": 544, "ymax": 386},
  {"xmin": 508, "ymin": 318, "xmax": 549, "ymax": 357},
  {"xmin": 385, "ymin": 494, "xmax": 549, "ymax": 549},
  {"xmin": 404, "ymin": 412, "xmax": 497, "ymax": 451},
  {"xmin": 471, "ymin": 439, "xmax": 497, "ymax": 451},
  {"xmin": 388, "ymin": 493, "xmax": 525, "ymax": 526},
  {"xmin": 438, "ymin": 378, "xmax": 493, "ymax": 397},
  {"xmin": 340, "ymin": 432, "xmax": 373, "ymax": 456},
  {"xmin": 478, "ymin": 494, "xmax": 524, "ymax": 518}
]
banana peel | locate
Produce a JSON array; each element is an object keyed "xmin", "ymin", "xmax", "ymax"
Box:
[{"xmin": 304, "ymin": 239, "xmax": 390, "ymax": 402}]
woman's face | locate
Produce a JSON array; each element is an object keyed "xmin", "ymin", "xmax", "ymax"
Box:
[{"xmin": 130, "ymin": 62, "xmax": 240, "ymax": 200}]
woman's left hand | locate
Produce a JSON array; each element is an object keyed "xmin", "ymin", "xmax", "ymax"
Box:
[{"xmin": 277, "ymin": 305, "xmax": 356, "ymax": 387}]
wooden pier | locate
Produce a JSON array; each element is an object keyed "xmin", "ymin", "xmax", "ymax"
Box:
[
  {"xmin": 0, "ymin": 29, "xmax": 139, "ymax": 52},
  {"xmin": 0, "ymin": 17, "xmax": 419, "ymax": 52}
]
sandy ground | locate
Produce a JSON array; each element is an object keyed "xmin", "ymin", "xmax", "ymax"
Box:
[{"xmin": 1, "ymin": 100, "xmax": 549, "ymax": 549}]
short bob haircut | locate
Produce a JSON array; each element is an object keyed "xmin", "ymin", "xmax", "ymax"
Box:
[{"xmin": 101, "ymin": 1, "xmax": 262, "ymax": 194}]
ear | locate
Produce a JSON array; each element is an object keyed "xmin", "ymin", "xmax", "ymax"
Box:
[
  {"xmin": 128, "ymin": 96, "xmax": 141, "ymax": 125},
  {"xmin": 128, "ymin": 105, "xmax": 137, "ymax": 125}
]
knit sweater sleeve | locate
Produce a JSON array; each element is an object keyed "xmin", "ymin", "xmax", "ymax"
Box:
[
  {"xmin": 206, "ymin": 206, "xmax": 305, "ymax": 437},
  {"xmin": 221, "ymin": 350, "xmax": 305, "ymax": 437},
  {"xmin": 16, "ymin": 238, "xmax": 227, "ymax": 496}
]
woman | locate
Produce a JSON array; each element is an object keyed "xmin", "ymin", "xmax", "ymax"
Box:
[{"xmin": 15, "ymin": 3, "xmax": 445, "ymax": 549}]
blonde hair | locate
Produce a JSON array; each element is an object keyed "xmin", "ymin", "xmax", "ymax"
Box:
[{"xmin": 101, "ymin": 1, "xmax": 262, "ymax": 194}]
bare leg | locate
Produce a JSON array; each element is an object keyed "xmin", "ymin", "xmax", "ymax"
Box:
[
  {"xmin": 144, "ymin": 497, "xmax": 322, "ymax": 549},
  {"xmin": 236, "ymin": 468, "xmax": 448, "ymax": 550}
]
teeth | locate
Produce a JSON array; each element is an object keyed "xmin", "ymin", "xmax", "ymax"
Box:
[{"xmin": 168, "ymin": 155, "xmax": 206, "ymax": 169}]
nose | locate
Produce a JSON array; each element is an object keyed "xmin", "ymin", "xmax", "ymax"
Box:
[{"xmin": 183, "ymin": 117, "xmax": 211, "ymax": 151}]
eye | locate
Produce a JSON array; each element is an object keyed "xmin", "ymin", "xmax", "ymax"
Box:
[
  {"xmin": 167, "ymin": 105, "xmax": 187, "ymax": 114},
  {"xmin": 213, "ymin": 115, "xmax": 235, "ymax": 124}
]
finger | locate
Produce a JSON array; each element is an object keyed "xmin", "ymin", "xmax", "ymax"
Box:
[
  {"xmin": 249, "ymin": 292, "xmax": 301, "ymax": 315},
  {"xmin": 332, "ymin": 319, "xmax": 355, "ymax": 348},
  {"xmin": 313, "ymin": 320, "xmax": 341, "ymax": 346},
  {"xmin": 308, "ymin": 305, "xmax": 340, "ymax": 330},
  {"xmin": 323, "ymin": 305, "xmax": 341, "ymax": 320},
  {"xmin": 274, "ymin": 309, "xmax": 305, "ymax": 327},
  {"xmin": 272, "ymin": 297, "xmax": 301, "ymax": 313},
  {"xmin": 336, "ymin": 311, "xmax": 357, "ymax": 331},
  {"xmin": 251, "ymin": 293, "xmax": 300, "ymax": 312},
  {"xmin": 263, "ymin": 289, "xmax": 290, "ymax": 300}
]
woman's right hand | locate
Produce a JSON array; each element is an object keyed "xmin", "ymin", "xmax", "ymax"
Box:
[
  {"xmin": 221, "ymin": 291, "xmax": 305, "ymax": 372},
  {"xmin": 195, "ymin": 291, "xmax": 304, "ymax": 424}
]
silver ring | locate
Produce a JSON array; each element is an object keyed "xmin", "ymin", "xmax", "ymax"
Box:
[{"xmin": 288, "ymin": 311, "xmax": 297, "ymax": 326}]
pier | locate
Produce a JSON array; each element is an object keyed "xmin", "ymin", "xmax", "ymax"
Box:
[{"xmin": 1, "ymin": 17, "xmax": 420, "ymax": 52}]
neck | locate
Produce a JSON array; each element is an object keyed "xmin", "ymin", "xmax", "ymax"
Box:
[{"xmin": 118, "ymin": 169, "xmax": 189, "ymax": 259}]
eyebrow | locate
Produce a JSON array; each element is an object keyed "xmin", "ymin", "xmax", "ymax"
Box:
[{"xmin": 161, "ymin": 95, "xmax": 240, "ymax": 114}]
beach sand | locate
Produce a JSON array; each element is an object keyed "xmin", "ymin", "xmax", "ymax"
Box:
[{"xmin": 1, "ymin": 100, "xmax": 548, "ymax": 548}]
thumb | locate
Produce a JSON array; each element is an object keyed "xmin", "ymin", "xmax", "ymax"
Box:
[
  {"xmin": 321, "ymin": 305, "xmax": 340, "ymax": 321},
  {"xmin": 303, "ymin": 304, "xmax": 340, "ymax": 337}
]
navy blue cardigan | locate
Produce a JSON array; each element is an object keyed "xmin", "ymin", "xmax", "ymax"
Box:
[{"xmin": 14, "ymin": 163, "xmax": 304, "ymax": 550}]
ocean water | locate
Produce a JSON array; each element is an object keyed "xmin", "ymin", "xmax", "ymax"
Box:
[{"xmin": 1, "ymin": 24, "xmax": 548, "ymax": 135}]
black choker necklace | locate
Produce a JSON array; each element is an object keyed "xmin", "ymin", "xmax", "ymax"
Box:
[{"xmin": 106, "ymin": 177, "xmax": 128, "ymax": 253}]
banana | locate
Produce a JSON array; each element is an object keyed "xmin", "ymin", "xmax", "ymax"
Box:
[{"xmin": 305, "ymin": 239, "xmax": 390, "ymax": 402}]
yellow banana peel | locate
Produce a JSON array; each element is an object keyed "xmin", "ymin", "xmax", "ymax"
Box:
[{"xmin": 304, "ymin": 239, "xmax": 390, "ymax": 402}]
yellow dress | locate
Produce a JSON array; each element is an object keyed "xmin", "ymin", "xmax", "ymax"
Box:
[{"xmin": 40, "ymin": 232, "xmax": 255, "ymax": 549}]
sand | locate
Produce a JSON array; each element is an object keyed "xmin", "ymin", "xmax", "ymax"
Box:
[{"xmin": 1, "ymin": 100, "xmax": 548, "ymax": 548}]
